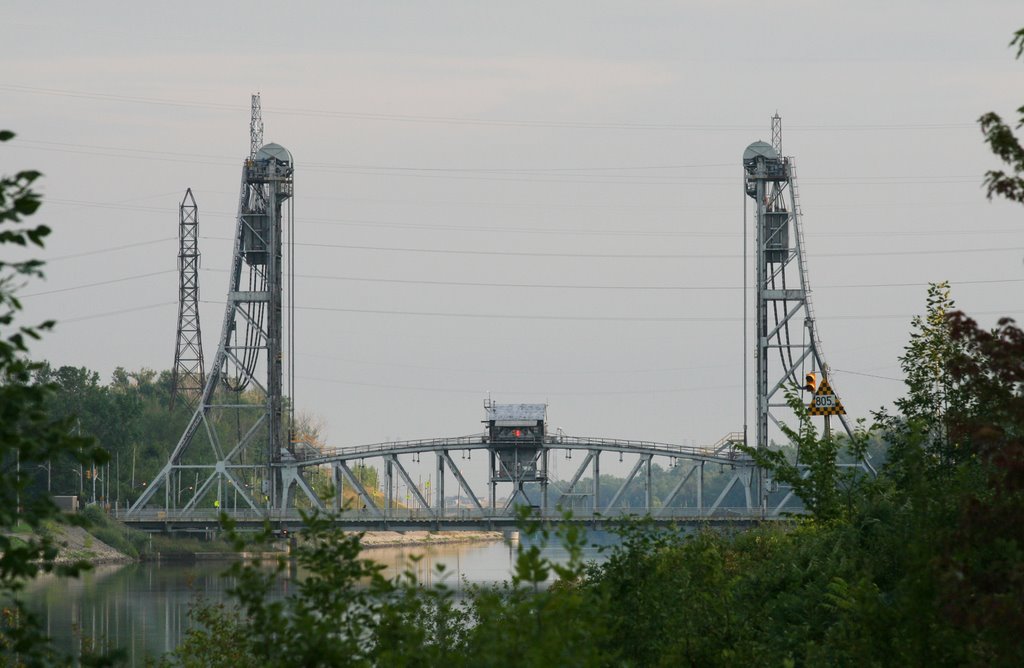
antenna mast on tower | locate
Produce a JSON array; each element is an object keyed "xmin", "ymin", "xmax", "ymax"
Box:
[
  {"xmin": 170, "ymin": 188, "xmax": 204, "ymax": 410},
  {"xmin": 250, "ymin": 93, "xmax": 264, "ymax": 158},
  {"xmin": 771, "ymin": 112, "xmax": 782, "ymax": 156}
]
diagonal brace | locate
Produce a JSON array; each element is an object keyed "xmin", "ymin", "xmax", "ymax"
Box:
[
  {"xmin": 657, "ymin": 463, "xmax": 699, "ymax": 516},
  {"xmin": 605, "ymin": 454, "xmax": 650, "ymax": 510},
  {"xmin": 390, "ymin": 455, "xmax": 432, "ymax": 513},
  {"xmin": 338, "ymin": 461, "xmax": 383, "ymax": 517},
  {"xmin": 442, "ymin": 451, "xmax": 482, "ymax": 510}
]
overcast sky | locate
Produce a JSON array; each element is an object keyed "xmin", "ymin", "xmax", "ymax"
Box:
[{"xmin": 5, "ymin": 2, "xmax": 1024, "ymax": 474}]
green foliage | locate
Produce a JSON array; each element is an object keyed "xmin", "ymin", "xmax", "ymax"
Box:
[
  {"xmin": 78, "ymin": 505, "xmax": 148, "ymax": 558},
  {"xmin": 29, "ymin": 364, "xmax": 273, "ymax": 508},
  {"xmin": 165, "ymin": 508, "xmax": 604, "ymax": 668},
  {"xmin": 979, "ymin": 28, "xmax": 1024, "ymax": 203},
  {"xmin": 740, "ymin": 386, "xmax": 869, "ymax": 522},
  {"xmin": 166, "ymin": 512, "xmax": 392, "ymax": 667},
  {"xmin": 0, "ymin": 131, "xmax": 118, "ymax": 666},
  {"xmin": 877, "ymin": 282, "xmax": 975, "ymax": 478}
]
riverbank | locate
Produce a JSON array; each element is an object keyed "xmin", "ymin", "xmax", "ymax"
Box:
[
  {"xmin": 51, "ymin": 524, "xmax": 135, "ymax": 566},
  {"xmin": 33, "ymin": 511, "xmax": 505, "ymax": 565},
  {"xmin": 181, "ymin": 529, "xmax": 503, "ymax": 560},
  {"xmin": 180, "ymin": 530, "xmax": 504, "ymax": 561},
  {"xmin": 359, "ymin": 530, "xmax": 503, "ymax": 549}
]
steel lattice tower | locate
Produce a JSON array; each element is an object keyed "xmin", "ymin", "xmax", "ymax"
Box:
[
  {"xmin": 170, "ymin": 189, "xmax": 204, "ymax": 411},
  {"xmin": 129, "ymin": 96, "xmax": 318, "ymax": 515},
  {"xmin": 743, "ymin": 118, "xmax": 868, "ymax": 510},
  {"xmin": 250, "ymin": 93, "xmax": 264, "ymax": 159}
]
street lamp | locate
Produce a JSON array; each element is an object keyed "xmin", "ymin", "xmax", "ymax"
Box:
[{"xmin": 33, "ymin": 463, "xmax": 51, "ymax": 494}]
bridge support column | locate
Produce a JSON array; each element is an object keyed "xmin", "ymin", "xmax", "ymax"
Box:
[
  {"xmin": 488, "ymin": 449, "xmax": 496, "ymax": 515},
  {"xmin": 541, "ymin": 448, "xmax": 548, "ymax": 514},
  {"xmin": 277, "ymin": 464, "xmax": 324, "ymax": 512},
  {"xmin": 698, "ymin": 462, "xmax": 704, "ymax": 517},
  {"xmin": 592, "ymin": 450, "xmax": 600, "ymax": 514},
  {"xmin": 740, "ymin": 466, "xmax": 754, "ymax": 510},
  {"xmin": 645, "ymin": 455, "xmax": 652, "ymax": 513},
  {"xmin": 333, "ymin": 464, "xmax": 343, "ymax": 510},
  {"xmin": 436, "ymin": 452, "xmax": 445, "ymax": 513},
  {"xmin": 385, "ymin": 459, "xmax": 393, "ymax": 518}
]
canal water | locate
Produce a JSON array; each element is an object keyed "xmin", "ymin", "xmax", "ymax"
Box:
[{"xmin": 21, "ymin": 537, "xmax": 610, "ymax": 666}]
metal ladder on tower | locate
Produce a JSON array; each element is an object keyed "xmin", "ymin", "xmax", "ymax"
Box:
[
  {"xmin": 790, "ymin": 159, "xmax": 876, "ymax": 473},
  {"xmin": 789, "ymin": 158, "xmax": 824, "ymax": 359}
]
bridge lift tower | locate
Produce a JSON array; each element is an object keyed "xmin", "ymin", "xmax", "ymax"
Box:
[
  {"xmin": 744, "ymin": 114, "xmax": 869, "ymax": 510},
  {"xmin": 129, "ymin": 95, "xmax": 319, "ymax": 515}
]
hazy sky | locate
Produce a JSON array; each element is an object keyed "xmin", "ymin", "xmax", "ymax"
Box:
[{"xmin": 5, "ymin": 2, "xmax": 1024, "ymax": 473}]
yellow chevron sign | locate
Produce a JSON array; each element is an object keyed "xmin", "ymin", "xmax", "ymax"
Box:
[{"xmin": 808, "ymin": 378, "xmax": 846, "ymax": 416}]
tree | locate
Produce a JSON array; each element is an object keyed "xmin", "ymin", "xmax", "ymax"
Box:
[
  {"xmin": 873, "ymin": 281, "xmax": 978, "ymax": 485},
  {"xmin": 979, "ymin": 28, "xmax": 1024, "ymax": 204},
  {"xmin": 0, "ymin": 131, "xmax": 113, "ymax": 665}
]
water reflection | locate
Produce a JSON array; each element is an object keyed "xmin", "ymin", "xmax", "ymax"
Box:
[{"xmin": 23, "ymin": 538, "xmax": 606, "ymax": 666}]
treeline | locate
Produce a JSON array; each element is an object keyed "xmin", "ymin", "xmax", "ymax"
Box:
[
  {"xmin": 26, "ymin": 364, "xmax": 268, "ymax": 508},
  {"xmin": 27, "ymin": 364, "xmax": 398, "ymax": 510}
]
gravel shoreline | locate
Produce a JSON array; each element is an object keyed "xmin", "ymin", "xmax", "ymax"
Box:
[
  {"xmin": 36, "ymin": 525, "xmax": 504, "ymax": 566},
  {"xmin": 51, "ymin": 525, "xmax": 135, "ymax": 566},
  {"xmin": 357, "ymin": 530, "xmax": 503, "ymax": 549}
]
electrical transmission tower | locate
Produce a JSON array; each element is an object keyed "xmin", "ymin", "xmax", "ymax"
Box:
[
  {"xmin": 129, "ymin": 96, "xmax": 318, "ymax": 515},
  {"xmin": 170, "ymin": 188, "xmax": 204, "ymax": 411},
  {"xmin": 743, "ymin": 116, "xmax": 870, "ymax": 511}
]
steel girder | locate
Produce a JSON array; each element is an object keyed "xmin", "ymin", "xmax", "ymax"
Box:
[{"xmin": 281, "ymin": 433, "xmax": 758, "ymax": 519}]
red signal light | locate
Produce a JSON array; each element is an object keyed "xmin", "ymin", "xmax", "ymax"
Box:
[{"xmin": 514, "ymin": 429, "xmax": 522, "ymax": 438}]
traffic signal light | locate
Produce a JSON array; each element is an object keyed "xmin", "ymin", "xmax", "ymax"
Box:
[{"xmin": 804, "ymin": 372, "xmax": 818, "ymax": 392}]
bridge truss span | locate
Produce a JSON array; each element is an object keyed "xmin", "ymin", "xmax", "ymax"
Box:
[{"xmin": 268, "ymin": 428, "xmax": 781, "ymax": 526}]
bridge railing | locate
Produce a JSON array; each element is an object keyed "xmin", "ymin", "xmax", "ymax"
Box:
[
  {"xmin": 301, "ymin": 434, "xmax": 488, "ymax": 464},
  {"xmin": 116, "ymin": 506, "xmax": 777, "ymax": 524},
  {"xmin": 296, "ymin": 432, "xmax": 751, "ymax": 467},
  {"xmin": 548, "ymin": 434, "xmax": 749, "ymax": 461}
]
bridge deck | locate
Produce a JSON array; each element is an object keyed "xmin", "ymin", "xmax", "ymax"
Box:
[{"xmin": 117, "ymin": 507, "xmax": 786, "ymax": 533}]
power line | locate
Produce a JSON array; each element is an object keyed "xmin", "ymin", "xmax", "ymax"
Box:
[
  {"xmin": 43, "ymin": 197, "xmax": 1024, "ymax": 241},
  {"xmin": 222, "ymin": 302, "xmax": 1022, "ymax": 324},
  {"xmin": 276, "ymin": 271, "xmax": 1024, "ymax": 292},
  {"xmin": 57, "ymin": 302, "xmax": 175, "ymax": 324},
  {"xmin": 298, "ymin": 374, "xmax": 743, "ymax": 396},
  {"xmin": 45, "ymin": 237, "xmax": 175, "ymax": 262},
  {"xmin": 832, "ymin": 368, "xmax": 904, "ymax": 382},
  {"xmin": 17, "ymin": 140, "xmax": 985, "ymax": 186},
  {"xmin": 19, "ymin": 270, "xmax": 172, "ymax": 298},
  {"xmin": 48, "ymin": 296, "xmax": 1019, "ymax": 329},
  {"xmin": 21, "ymin": 263, "xmax": 1022, "ymax": 300},
  {"xmin": 295, "ymin": 349, "xmax": 740, "ymax": 376},
  {"xmin": 202, "ymin": 237, "xmax": 1024, "ymax": 260},
  {"xmin": 0, "ymin": 84, "xmax": 975, "ymax": 132}
]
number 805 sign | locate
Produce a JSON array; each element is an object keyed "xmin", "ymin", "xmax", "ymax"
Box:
[
  {"xmin": 813, "ymin": 395, "xmax": 836, "ymax": 408},
  {"xmin": 808, "ymin": 381, "xmax": 846, "ymax": 415}
]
